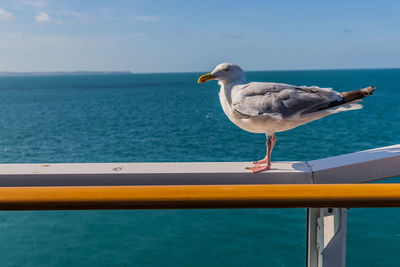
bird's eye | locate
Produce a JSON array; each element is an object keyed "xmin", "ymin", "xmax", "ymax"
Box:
[{"xmin": 222, "ymin": 67, "xmax": 230, "ymax": 72}]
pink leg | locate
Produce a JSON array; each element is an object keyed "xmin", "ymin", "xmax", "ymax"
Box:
[
  {"xmin": 253, "ymin": 133, "xmax": 270, "ymax": 164},
  {"xmin": 246, "ymin": 133, "xmax": 277, "ymax": 173}
]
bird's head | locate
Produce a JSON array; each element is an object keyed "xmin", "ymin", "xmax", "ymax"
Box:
[{"xmin": 198, "ymin": 63, "xmax": 245, "ymax": 84}]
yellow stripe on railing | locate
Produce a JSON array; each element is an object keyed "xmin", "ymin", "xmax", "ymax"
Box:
[{"xmin": 1, "ymin": 184, "xmax": 400, "ymax": 210}]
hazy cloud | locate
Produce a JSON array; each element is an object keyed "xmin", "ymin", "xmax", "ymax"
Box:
[
  {"xmin": 35, "ymin": 12, "xmax": 50, "ymax": 23},
  {"xmin": 35, "ymin": 12, "xmax": 63, "ymax": 24},
  {"xmin": 56, "ymin": 10, "xmax": 97, "ymax": 25},
  {"xmin": 0, "ymin": 7, "xmax": 14, "ymax": 21}
]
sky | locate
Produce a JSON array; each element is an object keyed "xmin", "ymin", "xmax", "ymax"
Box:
[{"xmin": 0, "ymin": 0, "xmax": 399, "ymax": 73}]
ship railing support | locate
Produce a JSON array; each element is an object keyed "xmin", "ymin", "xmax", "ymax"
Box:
[{"xmin": 307, "ymin": 208, "xmax": 347, "ymax": 267}]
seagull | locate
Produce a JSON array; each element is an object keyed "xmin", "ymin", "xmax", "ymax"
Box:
[{"xmin": 198, "ymin": 63, "xmax": 375, "ymax": 173}]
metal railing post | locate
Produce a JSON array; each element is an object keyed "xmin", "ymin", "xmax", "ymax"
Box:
[{"xmin": 307, "ymin": 208, "xmax": 347, "ymax": 267}]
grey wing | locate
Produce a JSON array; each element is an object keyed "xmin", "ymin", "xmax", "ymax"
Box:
[{"xmin": 232, "ymin": 82, "xmax": 342, "ymax": 119}]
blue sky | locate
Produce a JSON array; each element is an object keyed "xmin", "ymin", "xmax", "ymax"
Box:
[{"xmin": 0, "ymin": 0, "xmax": 399, "ymax": 72}]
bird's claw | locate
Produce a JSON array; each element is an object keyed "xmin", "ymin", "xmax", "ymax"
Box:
[{"xmin": 246, "ymin": 164, "xmax": 271, "ymax": 173}]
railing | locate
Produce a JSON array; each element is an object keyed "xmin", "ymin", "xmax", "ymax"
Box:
[
  {"xmin": 0, "ymin": 144, "xmax": 399, "ymax": 267},
  {"xmin": 1, "ymin": 184, "xmax": 400, "ymax": 210}
]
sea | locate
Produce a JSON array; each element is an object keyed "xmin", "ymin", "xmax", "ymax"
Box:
[{"xmin": 0, "ymin": 69, "xmax": 399, "ymax": 266}]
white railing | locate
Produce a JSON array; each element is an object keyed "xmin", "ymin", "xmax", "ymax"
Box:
[{"xmin": 0, "ymin": 144, "xmax": 399, "ymax": 267}]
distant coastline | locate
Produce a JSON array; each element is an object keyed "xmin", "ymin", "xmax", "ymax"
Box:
[{"xmin": 0, "ymin": 71, "xmax": 132, "ymax": 77}]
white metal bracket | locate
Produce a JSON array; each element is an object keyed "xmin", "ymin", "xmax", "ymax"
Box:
[{"xmin": 307, "ymin": 208, "xmax": 347, "ymax": 267}]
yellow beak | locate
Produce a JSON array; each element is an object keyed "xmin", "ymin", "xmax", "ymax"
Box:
[{"xmin": 198, "ymin": 73, "xmax": 217, "ymax": 83}]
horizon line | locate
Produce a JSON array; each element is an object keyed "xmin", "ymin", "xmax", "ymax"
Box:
[{"xmin": 0, "ymin": 66, "xmax": 399, "ymax": 76}]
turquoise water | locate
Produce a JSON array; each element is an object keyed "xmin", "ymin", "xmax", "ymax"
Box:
[{"xmin": 0, "ymin": 69, "xmax": 399, "ymax": 266}]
